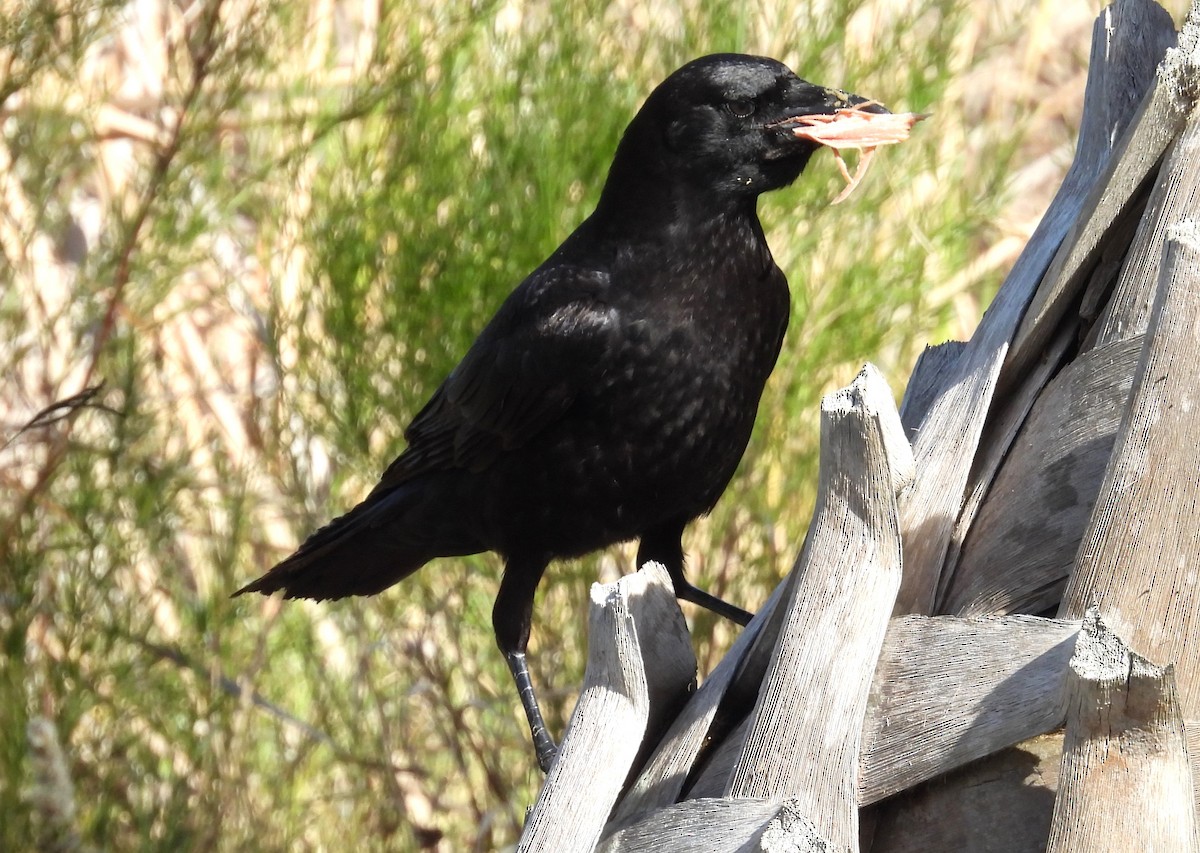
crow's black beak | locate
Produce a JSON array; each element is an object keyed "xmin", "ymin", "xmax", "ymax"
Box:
[
  {"xmin": 824, "ymin": 88, "xmax": 890, "ymax": 114},
  {"xmin": 769, "ymin": 86, "xmax": 890, "ymax": 130}
]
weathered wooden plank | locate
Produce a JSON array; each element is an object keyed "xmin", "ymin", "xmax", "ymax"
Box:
[
  {"xmin": 940, "ymin": 336, "xmax": 1142, "ymax": 616},
  {"xmin": 865, "ymin": 734, "xmax": 1063, "ymax": 853},
  {"xmin": 1001, "ymin": 0, "xmax": 1181, "ymax": 388},
  {"xmin": 520, "ymin": 563, "xmax": 695, "ymax": 853},
  {"xmin": 935, "ymin": 324, "xmax": 1076, "ymax": 611},
  {"xmin": 686, "ymin": 615, "xmax": 1079, "ymax": 805},
  {"xmin": 1076, "ymin": 205, "xmax": 1153, "ymax": 344},
  {"xmin": 1045, "ymin": 610, "xmax": 1198, "ymax": 852},
  {"xmin": 611, "ymin": 573, "xmax": 795, "ymax": 824},
  {"xmin": 722, "ymin": 366, "xmax": 907, "ymax": 849},
  {"xmin": 944, "ymin": 21, "xmax": 1200, "ymax": 618},
  {"xmin": 1061, "ymin": 223, "xmax": 1200, "ymax": 716},
  {"xmin": 858, "ymin": 615, "xmax": 1079, "ymax": 804},
  {"xmin": 1089, "ymin": 77, "xmax": 1200, "ymax": 348},
  {"xmin": 615, "ymin": 365, "xmax": 912, "ymax": 827},
  {"xmin": 895, "ymin": 0, "xmax": 1166, "ymax": 615},
  {"xmin": 680, "ymin": 713, "xmax": 747, "ymax": 802},
  {"xmin": 932, "ymin": 0, "xmax": 1175, "ymax": 606},
  {"xmin": 894, "ymin": 327, "xmax": 1004, "ymax": 615},
  {"xmin": 898, "ymin": 340, "xmax": 965, "ymax": 439},
  {"xmin": 597, "ymin": 798, "xmax": 844, "ymax": 853}
]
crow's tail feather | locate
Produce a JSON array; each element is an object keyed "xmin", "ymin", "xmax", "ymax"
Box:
[{"xmin": 234, "ymin": 483, "xmax": 478, "ymax": 601}]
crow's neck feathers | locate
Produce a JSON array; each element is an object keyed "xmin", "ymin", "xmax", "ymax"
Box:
[{"xmin": 584, "ymin": 132, "xmax": 774, "ymax": 279}]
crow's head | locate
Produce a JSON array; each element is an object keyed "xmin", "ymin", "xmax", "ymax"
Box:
[{"xmin": 613, "ymin": 54, "xmax": 879, "ymax": 201}]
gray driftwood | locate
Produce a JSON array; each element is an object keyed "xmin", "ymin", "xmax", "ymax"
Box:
[
  {"xmin": 897, "ymin": 340, "xmax": 965, "ymax": 440},
  {"xmin": 1058, "ymin": 221, "xmax": 1200, "ymax": 807},
  {"xmin": 519, "ymin": 563, "xmax": 695, "ymax": 853},
  {"xmin": 866, "ymin": 733, "xmax": 1064, "ymax": 853},
  {"xmin": 597, "ymin": 798, "xmax": 843, "ymax": 853},
  {"xmin": 1061, "ymin": 224, "xmax": 1200, "ymax": 711},
  {"xmin": 858, "ymin": 615, "xmax": 1079, "ymax": 804},
  {"xmin": 1088, "ymin": 47, "xmax": 1200, "ymax": 348},
  {"xmin": 611, "ymin": 570, "xmax": 796, "ymax": 824},
  {"xmin": 940, "ymin": 15, "xmax": 1200, "ymax": 619},
  {"xmin": 941, "ymin": 336, "xmax": 1141, "ymax": 616},
  {"xmin": 613, "ymin": 366, "xmax": 911, "ymax": 829},
  {"xmin": 930, "ymin": 0, "xmax": 1179, "ymax": 616},
  {"xmin": 893, "ymin": 0, "xmax": 1173, "ymax": 616},
  {"xmin": 1046, "ymin": 611, "xmax": 1199, "ymax": 852},
  {"xmin": 1002, "ymin": 0, "xmax": 1182, "ymax": 386},
  {"xmin": 688, "ymin": 615, "xmax": 1079, "ymax": 807},
  {"xmin": 721, "ymin": 366, "xmax": 907, "ymax": 849}
]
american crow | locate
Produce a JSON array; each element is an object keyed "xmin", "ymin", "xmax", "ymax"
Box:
[{"xmin": 237, "ymin": 54, "xmax": 877, "ymax": 772}]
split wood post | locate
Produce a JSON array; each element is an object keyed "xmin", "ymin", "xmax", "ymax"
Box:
[
  {"xmin": 893, "ymin": 0, "xmax": 1173, "ymax": 616},
  {"xmin": 858, "ymin": 615, "xmax": 1079, "ymax": 804},
  {"xmin": 865, "ymin": 733, "xmax": 1065, "ymax": 853},
  {"xmin": 519, "ymin": 563, "xmax": 695, "ymax": 853},
  {"xmin": 597, "ymin": 798, "xmax": 843, "ymax": 853},
  {"xmin": 935, "ymin": 0, "xmax": 1177, "ymax": 612},
  {"xmin": 689, "ymin": 615, "xmax": 1079, "ymax": 807},
  {"xmin": 1084, "ymin": 34, "xmax": 1200, "ymax": 350},
  {"xmin": 1046, "ymin": 610, "xmax": 1199, "ymax": 852},
  {"xmin": 611, "ymin": 572, "xmax": 797, "ymax": 823},
  {"xmin": 944, "ymin": 6, "xmax": 1200, "ymax": 616},
  {"xmin": 718, "ymin": 365, "xmax": 908, "ymax": 849},
  {"xmin": 942, "ymin": 336, "xmax": 1141, "ymax": 615},
  {"xmin": 1060, "ymin": 223, "xmax": 1200, "ymax": 767},
  {"xmin": 1005, "ymin": 0, "xmax": 1198, "ymax": 378}
]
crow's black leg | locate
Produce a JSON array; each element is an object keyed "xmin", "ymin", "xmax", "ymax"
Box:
[
  {"xmin": 638, "ymin": 521, "xmax": 753, "ymax": 626},
  {"xmin": 494, "ymin": 554, "xmax": 557, "ymax": 772}
]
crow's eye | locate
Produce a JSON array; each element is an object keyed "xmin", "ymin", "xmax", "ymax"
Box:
[{"xmin": 727, "ymin": 99, "xmax": 756, "ymax": 118}]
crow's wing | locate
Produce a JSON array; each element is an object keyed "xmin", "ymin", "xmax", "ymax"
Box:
[{"xmin": 369, "ymin": 265, "xmax": 617, "ymax": 495}]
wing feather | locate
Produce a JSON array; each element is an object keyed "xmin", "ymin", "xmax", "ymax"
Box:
[{"xmin": 368, "ymin": 266, "xmax": 616, "ymax": 496}]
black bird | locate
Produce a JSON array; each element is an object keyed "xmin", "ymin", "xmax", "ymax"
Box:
[{"xmin": 237, "ymin": 54, "xmax": 877, "ymax": 772}]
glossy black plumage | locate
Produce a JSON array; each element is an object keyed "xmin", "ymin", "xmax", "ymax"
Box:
[{"xmin": 237, "ymin": 54, "xmax": 876, "ymax": 772}]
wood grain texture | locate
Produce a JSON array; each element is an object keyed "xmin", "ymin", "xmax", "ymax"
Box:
[
  {"xmin": 1061, "ymin": 224, "xmax": 1200, "ymax": 716},
  {"xmin": 941, "ymin": 0, "xmax": 1192, "ymax": 622},
  {"xmin": 1002, "ymin": 0, "xmax": 1180, "ymax": 387},
  {"xmin": 859, "ymin": 615, "xmax": 1079, "ymax": 804},
  {"xmin": 866, "ymin": 734, "xmax": 1064, "ymax": 853},
  {"xmin": 689, "ymin": 615, "xmax": 1078, "ymax": 805},
  {"xmin": 616, "ymin": 364, "xmax": 912, "ymax": 827},
  {"xmin": 520, "ymin": 563, "xmax": 695, "ymax": 853},
  {"xmin": 936, "ymin": 324, "xmax": 1076, "ymax": 612},
  {"xmin": 894, "ymin": 0, "xmax": 1167, "ymax": 615},
  {"xmin": 898, "ymin": 340, "xmax": 965, "ymax": 440},
  {"xmin": 941, "ymin": 336, "xmax": 1142, "ymax": 616},
  {"xmin": 932, "ymin": 0, "xmax": 1174, "ymax": 609},
  {"xmin": 683, "ymin": 714, "xmax": 750, "ymax": 801},
  {"xmin": 597, "ymin": 798, "xmax": 843, "ymax": 853},
  {"xmin": 1092, "ymin": 79, "xmax": 1200, "ymax": 348},
  {"xmin": 1046, "ymin": 610, "xmax": 1198, "ymax": 852},
  {"xmin": 722, "ymin": 366, "xmax": 907, "ymax": 850},
  {"xmin": 611, "ymin": 573, "xmax": 795, "ymax": 824}
]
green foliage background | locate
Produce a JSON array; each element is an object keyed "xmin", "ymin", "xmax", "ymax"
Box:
[{"xmin": 1, "ymin": 0, "xmax": 1158, "ymax": 849}]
